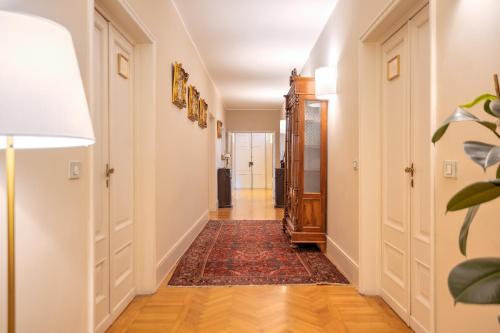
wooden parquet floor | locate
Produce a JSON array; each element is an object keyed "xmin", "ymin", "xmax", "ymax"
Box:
[
  {"xmin": 106, "ymin": 189, "xmax": 413, "ymax": 333},
  {"xmin": 107, "ymin": 284, "xmax": 412, "ymax": 333}
]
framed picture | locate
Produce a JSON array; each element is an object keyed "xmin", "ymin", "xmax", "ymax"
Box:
[
  {"xmin": 387, "ymin": 55, "xmax": 400, "ymax": 81},
  {"xmin": 198, "ymin": 99, "xmax": 208, "ymax": 128},
  {"xmin": 188, "ymin": 85, "xmax": 200, "ymax": 121},
  {"xmin": 217, "ymin": 120, "xmax": 223, "ymax": 138},
  {"xmin": 172, "ymin": 62, "xmax": 189, "ymax": 108}
]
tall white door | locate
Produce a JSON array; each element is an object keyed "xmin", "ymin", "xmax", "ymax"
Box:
[
  {"xmin": 381, "ymin": 7, "xmax": 430, "ymax": 333},
  {"xmin": 235, "ymin": 133, "xmax": 252, "ymax": 188},
  {"xmin": 93, "ymin": 11, "xmax": 135, "ymax": 333},
  {"xmin": 251, "ymin": 133, "xmax": 266, "ymax": 188}
]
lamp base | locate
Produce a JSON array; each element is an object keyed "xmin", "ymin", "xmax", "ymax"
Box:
[{"xmin": 7, "ymin": 136, "xmax": 15, "ymax": 333}]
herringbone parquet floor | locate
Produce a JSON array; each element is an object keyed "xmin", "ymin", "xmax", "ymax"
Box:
[{"xmin": 106, "ymin": 189, "xmax": 413, "ymax": 333}]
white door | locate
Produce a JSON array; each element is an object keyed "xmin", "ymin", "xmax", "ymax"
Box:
[
  {"xmin": 381, "ymin": 24, "xmax": 411, "ymax": 323},
  {"xmin": 235, "ymin": 133, "xmax": 252, "ymax": 188},
  {"xmin": 251, "ymin": 133, "xmax": 266, "ymax": 188},
  {"xmin": 93, "ymin": 11, "xmax": 135, "ymax": 333},
  {"xmin": 381, "ymin": 7, "xmax": 431, "ymax": 333},
  {"xmin": 108, "ymin": 23, "xmax": 135, "ymax": 316},
  {"xmin": 409, "ymin": 8, "xmax": 431, "ymax": 332}
]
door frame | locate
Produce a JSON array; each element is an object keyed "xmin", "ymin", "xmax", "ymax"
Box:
[
  {"xmin": 89, "ymin": 0, "xmax": 157, "ymax": 332},
  {"xmin": 231, "ymin": 131, "xmax": 276, "ymax": 190},
  {"xmin": 357, "ymin": 0, "xmax": 435, "ymax": 332}
]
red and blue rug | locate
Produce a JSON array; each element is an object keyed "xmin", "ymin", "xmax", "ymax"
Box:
[{"xmin": 168, "ymin": 220, "xmax": 349, "ymax": 286}]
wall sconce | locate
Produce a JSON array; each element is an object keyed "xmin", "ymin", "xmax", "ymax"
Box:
[{"xmin": 315, "ymin": 66, "xmax": 337, "ymax": 100}]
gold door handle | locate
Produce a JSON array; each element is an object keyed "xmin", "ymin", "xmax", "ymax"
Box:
[
  {"xmin": 404, "ymin": 163, "xmax": 415, "ymax": 177},
  {"xmin": 106, "ymin": 164, "xmax": 115, "ymax": 177}
]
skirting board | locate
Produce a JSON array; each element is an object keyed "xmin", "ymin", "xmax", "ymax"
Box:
[
  {"xmin": 326, "ymin": 235, "xmax": 359, "ymax": 287},
  {"xmin": 155, "ymin": 210, "xmax": 209, "ymax": 288}
]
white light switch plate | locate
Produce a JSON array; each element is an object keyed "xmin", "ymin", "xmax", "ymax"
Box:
[
  {"xmin": 443, "ymin": 160, "xmax": 457, "ymax": 178},
  {"xmin": 69, "ymin": 161, "xmax": 82, "ymax": 180}
]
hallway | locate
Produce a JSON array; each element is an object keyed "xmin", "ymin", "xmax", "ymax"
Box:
[
  {"xmin": 107, "ymin": 189, "xmax": 412, "ymax": 333},
  {"xmin": 209, "ymin": 189, "xmax": 283, "ymax": 220}
]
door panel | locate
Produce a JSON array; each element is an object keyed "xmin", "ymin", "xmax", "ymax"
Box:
[
  {"xmin": 108, "ymin": 24, "xmax": 135, "ymax": 313},
  {"xmin": 93, "ymin": 11, "xmax": 110, "ymax": 329},
  {"xmin": 410, "ymin": 8, "xmax": 431, "ymax": 332},
  {"xmin": 235, "ymin": 133, "xmax": 252, "ymax": 189},
  {"xmin": 251, "ymin": 133, "xmax": 266, "ymax": 189},
  {"xmin": 381, "ymin": 24, "xmax": 410, "ymax": 323}
]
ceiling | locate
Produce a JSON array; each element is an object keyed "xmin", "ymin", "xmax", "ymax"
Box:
[{"xmin": 172, "ymin": 0, "xmax": 337, "ymax": 110}]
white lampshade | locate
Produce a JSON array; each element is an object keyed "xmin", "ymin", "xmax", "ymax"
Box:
[
  {"xmin": 0, "ymin": 11, "xmax": 95, "ymax": 149},
  {"xmin": 315, "ymin": 66, "xmax": 337, "ymax": 100}
]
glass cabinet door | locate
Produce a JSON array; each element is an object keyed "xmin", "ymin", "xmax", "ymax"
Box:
[{"xmin": 303, "ymin": 100, "xmax": 322, "ymax": 193}]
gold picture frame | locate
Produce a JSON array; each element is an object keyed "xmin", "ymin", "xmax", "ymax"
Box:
[
  {"xmin": 198, "ymin": 99, "xmax": 208, "ymax": 128},
  {"xmin": 216, "ymin": 120, "xmax": 223, "ymax": 138},
  {"xmin": 172, "ymin": 62, "xmax": 189, "ymax": 108},
  {"xmin": 188, "ymin": 85, "xmax": 200, "ymax": 121},
  {"xmin": 387, "ymin": 55, "xmax": 400, "ymax": 81}
]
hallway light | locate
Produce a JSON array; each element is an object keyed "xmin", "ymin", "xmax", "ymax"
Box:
[{"xmin": 315, "ymin": 66, "xmax": 337, "ymax": 100}]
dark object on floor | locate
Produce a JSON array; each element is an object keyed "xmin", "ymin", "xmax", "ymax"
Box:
[
  {"xmin": 168, "ymin": 220, "xmax": 349, "ymax": 286},
  {"xmin": 275, "ymin": 168, "xmax": 285, "ymax": 208},
  {"xmin": 217, "ymin": 168, "xmax": 232, "ymax": 208}
]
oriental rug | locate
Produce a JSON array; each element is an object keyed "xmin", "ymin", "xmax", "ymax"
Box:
[{"xmin": 168, "ymin": 220, "xmax": 349, "ymax": 286}]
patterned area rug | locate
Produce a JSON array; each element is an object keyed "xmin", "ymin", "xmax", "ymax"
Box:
[{"xmin": 168, "ymin": 220, "xmax": 349, "ymax": 286}]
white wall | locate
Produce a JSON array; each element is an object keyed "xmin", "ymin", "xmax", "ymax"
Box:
[
  {"xmin": 0, "ymin": 1, "xmax": 92, "ymax": 332},
  {"xmin": 126, "ymin": 0, "xmax": 225, "ymax": 284},
  {"xmin": 435, "ymin": 1, "xmax": 500, "ymax": 331},
  {"xmin": 300, "ymin": 0, "xmax": 391, "ymax": 285}
]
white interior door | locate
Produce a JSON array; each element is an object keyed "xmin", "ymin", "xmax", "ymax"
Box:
[
  {"xmin": 93, "ymin": 12, "xmax": 135, "ymax": 332},
  {"xmin": 265, "ymin": 133, "xmax": 274, "ymax": 189},
  {"xmin": 381, "ymin": 7, "xmax": 431, "ymax": 333},
  {"xmin": 93, "ymin": 12, "xmax": 111, "ymax": 331},
  {"xmin": 235, "ymin": 133, "xmax": 252, "ymax": 188},
  {"xmin": 251, "ymin": 133, "xmax": 266, "ymax": 189},
  {"xmin": 108, "ymin": 23, "xmax": 135, "ymax": 316},
  {"xmin": 381, "ymin": 24, "xmax": 411, "ymax": 323},
  {"xmin": 409, "ymin": 8, "xmax": 431, "ymax": 333}
]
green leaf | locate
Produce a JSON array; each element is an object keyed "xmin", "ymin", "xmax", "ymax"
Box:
[
  {"xmin": 484, "ymin": 100, "xmax": 495, "ymax": 117},
  {"xmin": 447, "ymin": 180, "xmax": 500, "ymax": 212},
  {"xmin": 432, "ymin": 108, "xmax": 500, "ymax": 144},
  {"xmin": 458, "ymin": 205, "xmax": 480, "ymax": 256},
  {"xmin": 459, "ymin": 93, "xmax": 497, "ymax": 108},
  {"xmin": 448, "ymin": 257, "xmax": 500, "ymax": 304}
]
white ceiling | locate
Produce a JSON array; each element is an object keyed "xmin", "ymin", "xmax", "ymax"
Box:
[{"xmin": 172, "ymin": 0, "xmax": 338, "ymax": 110}]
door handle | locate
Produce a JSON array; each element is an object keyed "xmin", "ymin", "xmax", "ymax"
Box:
[
  {"xmin": 404, "ymin": 163, "xmax": 415, "ymax": 177},
  {"xmin": 106, "ymin": 164, "xmax": 115, "ymax": 177},
  {"xmin": 249, "ymin": 161, "xmax": 254, "ymax": 167}
]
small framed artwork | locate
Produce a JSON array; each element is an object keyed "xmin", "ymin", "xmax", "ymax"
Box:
[
  {"xmin": 387, "ymin": 55, "xmax": 400, "ymax": 81},
  {"xmin": 216, "ymin": 120, "xmax": 223, "ymax": 138},
  {"xmin": 188, "ymin": 85, "xmax": 200, "ymax": 121},
  {"xmin": 117, "ymin": 53, "xmax": 129, "ymax": 79},
  {"xmin": 172, "ymin": 62, "xmax": 189, "ymax": 108},
  {"xmin": 198, "ymin": 99, "xmax": 208, "ymax": 128}
]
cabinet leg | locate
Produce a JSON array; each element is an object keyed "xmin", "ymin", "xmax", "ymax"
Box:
[{"xmin": 317, "ymin": 243, "xmax": 326, "ymax": 252}]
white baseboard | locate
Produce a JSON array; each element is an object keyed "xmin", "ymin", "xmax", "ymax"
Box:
[
  {"xmin": 325, "ymin": 235, "xmax": 359, "ymax": 287},
  {"xmin": 155, "ymin": 210, "xmax": 209, "ymax": 288}
]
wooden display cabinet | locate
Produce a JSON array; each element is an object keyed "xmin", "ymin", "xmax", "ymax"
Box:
[{"xmin": 282, "ymin": 69, "xmax": 328, "ymax": 251}]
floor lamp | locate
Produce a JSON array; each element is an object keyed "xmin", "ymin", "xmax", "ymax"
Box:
[{"xmin": 0, "ymin": 11, "xmax": 95, "ymax": 333}]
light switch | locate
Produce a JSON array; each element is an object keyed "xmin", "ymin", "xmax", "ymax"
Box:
[
  {"xmin": 443, "ymin": 160, "xmax": 457, "ymax": 178},
  {"xmin": 69, "ymin": 161, "xmax": 82, "ymax": 180}
]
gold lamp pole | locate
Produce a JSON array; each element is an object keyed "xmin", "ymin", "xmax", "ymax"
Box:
[{"xmin": 7, "ymin": 136, "xmax": 15, "ymax": 333}]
